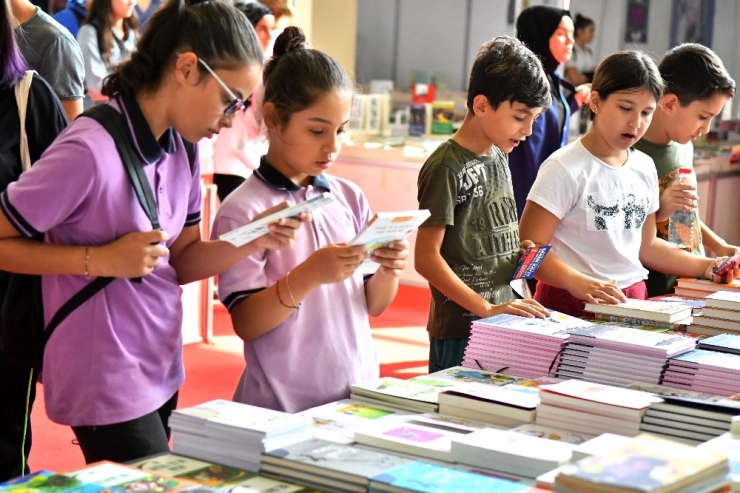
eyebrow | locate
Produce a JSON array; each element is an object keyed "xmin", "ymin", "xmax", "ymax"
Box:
[
  {"xmin": 308, "ymin": 117, "xmax": 351, "ymax": 125},
  {"xmin": 513, "ymin": 107, "xmax": 536, "ymax": 116}
]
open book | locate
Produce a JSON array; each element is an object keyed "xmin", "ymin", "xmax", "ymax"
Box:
[
  {"xmin": 220, "ymin": 193, "xmax": 334, "ymax": 247},
  {"xmin": 350, "ymin": 210, "xmax": 430, "ymax": 274}
]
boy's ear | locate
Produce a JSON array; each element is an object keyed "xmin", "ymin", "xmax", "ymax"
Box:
[
  {"xmin": 660, "ymin": 93, "xmax": 680, "ymax": 113},
  {"xmin": 472, "ymin": 95, "xmax": 490, "ymax": 116}
]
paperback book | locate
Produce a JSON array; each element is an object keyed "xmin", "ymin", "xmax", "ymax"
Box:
[{"xmin": 583, "ymin": 298, "xmax": 693, "ymax": 324}]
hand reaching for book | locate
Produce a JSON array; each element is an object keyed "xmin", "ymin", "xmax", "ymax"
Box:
[
  {"xmin": 569, "ymin": 277, "xmax": 627, "ymax": 305},
  {"xmin": 304, "ymin": 244, "xmax": 367, "ymax": 285},
  {"xmin": 486, "ymin": 299, "xmax": 550, "ymax": 319},
  {"xmin": 371, "ymin": 240, "xmax": 409, "ymax": 277},
  {"xmin": 705, "ymin": 255, "xmax": 740, "ymax": 284}
]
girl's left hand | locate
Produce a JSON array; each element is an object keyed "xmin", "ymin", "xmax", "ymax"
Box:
[
  {"xmin": 574, "ymin": 83, "xmax": 592, "ymax": 107},
  {"xmin": 705, "ymin": 256, "xmax": 740, "ymax": 284},
  {"xmin": 371, "ymin": 239, "xmax": 409, "ymax": 277}
]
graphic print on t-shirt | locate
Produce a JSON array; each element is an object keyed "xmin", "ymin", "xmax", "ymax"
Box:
[{"xmin": 586, "ymin": 190, "xmax": 649, "ymax": 231}]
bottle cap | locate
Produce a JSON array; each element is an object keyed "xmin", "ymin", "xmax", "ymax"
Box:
[{"xmin": 678, "ymin": 167, "xmax": 692, "ymax": 174}]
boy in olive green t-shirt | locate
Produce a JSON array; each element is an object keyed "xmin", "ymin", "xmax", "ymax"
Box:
[{"xmin": 415, "ymin": 36, "xmax": 552, "ymax": 372}]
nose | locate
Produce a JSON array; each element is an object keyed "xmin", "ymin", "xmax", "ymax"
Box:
[
  {"xmin": 324, "ymin": 133, "xmax": 341, "ymax": 154},
  {"xmin": 220, "ymin": 113, "xmax": 235, "ymax": 130},
  {"xmin": 522, "ymin": 120, "xmax": 535, "ymax": 137}
]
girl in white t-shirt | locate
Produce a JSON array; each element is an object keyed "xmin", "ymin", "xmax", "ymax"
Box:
[{"xmin": 519, "ymin": 50, "xmax": 739, "ymax": 317}]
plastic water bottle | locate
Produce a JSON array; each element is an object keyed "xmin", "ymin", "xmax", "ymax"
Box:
[{"xmin": 667, "ymin": 167, "xmax": 696, "ymax": 249}]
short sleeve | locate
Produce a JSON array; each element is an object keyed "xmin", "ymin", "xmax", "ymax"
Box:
[
  {"xmin": 36, "ymin": 33, "xmax": 84, "ymax": 100},
  {"xmin": 417, "ymin": 160, "xmax": 457, "ymax": 227},
  {"xmin": 185, "ymin": 141, "xmax": 202, "ymax": 227},
  {"xmin": 26, "ymin": 74, "xmax": 69, "ymax": 163},
  {"xmin": 77, "ymin": 24, "xmax": 107, "ymax": 94},
  {"xmin": 527, "ymin": 159, "xmax": 578, "ymax": 220}
]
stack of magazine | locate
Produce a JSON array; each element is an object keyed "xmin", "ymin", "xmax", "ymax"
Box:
[
  {"xmin": 662, "ymin": 349, "xmax": 740, "ymax": 396},
  {"xmin": 169, "ymin": 399, "xmax": 313, "ymax": 471}
]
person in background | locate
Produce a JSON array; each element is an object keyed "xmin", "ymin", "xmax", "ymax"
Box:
[
  {"xmin": 77, "ymin": 0, "xmax": 137, "ymax": 105},
  {"xmin": 134, "ymin": 0, "xmax": 163, "ymax": 33},
  {"xmin": 0, "ymin": 0, "xmax": 306, "ymax": 465},
  {"xmin": 415, "ymin": 36, "xmax": 551, "ymax": 373},
  {"xmin": 518, "ymin": 51, "xmax": 739, "ymax": 318},
  {"xmin": 634, "ymin": 43, "xmax": 738, "ymax": 297},
  {"xmin": 0, "ymin": 0, "xmax": 69, "ymax": 480},
  {"xmin": 258, "ymin": 0, "xmax": 294, "ymax": 37},
  {"xmin": 565, "ymin": 13, "xmax": 596, "ymax": 86},
  {"xmin": 209, "ymin": 0, "xmax": 274, "ymax": 203},
  {"xmin": 509, "ymin": 5, "xmax": 590, "ymax": 218},
  {"xmin": 213, "ymin": 26, "xmax": 410, "ymax": 413},
  {"xmin": 52, "ymin": 0, "xmax": 88, "ymax": 37},
  {"xmin": 11, "ymin": 0, "xmax": 85, "ymax": 121}
]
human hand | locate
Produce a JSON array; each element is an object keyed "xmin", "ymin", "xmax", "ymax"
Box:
[
  {"xmin": 660, "ymin": 181, "xmax": 698, "ymax": 216},
  {"xmin": 575, "ymin": 83, "xmax": 592, "ymax": 107},
  {"xmin": 486, "ymin": 298, "xmax": 550, "ymax": 319},
  {"xmin": 704, "ymin": 256, "xmax": 740, "ymax": 284},
  {"xmin": 92, "ymin": 230, "xmax": 169, "ymax": 278},
  {"xmin": 714, "ymin": 244, "xmax": 740, "ymax": 258},
  {"xmin": 371, "ymin": 240, "xmax": 409, "ymax": 277},
  {"xmin": 247, "ymin": 201, "xmax": 312, "ymax": 252},
  {"xmin": 304, "ymin": 244, "xmax": 367, "ymax": 285},
  {"xmin": 569, "ymin": 277, "xmax": 627, "ymax": 305}
]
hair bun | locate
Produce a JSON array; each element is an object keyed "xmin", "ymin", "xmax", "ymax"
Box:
[{"xmin": 272, "ymin": 26, "xmax": 308, "ymax": 57}]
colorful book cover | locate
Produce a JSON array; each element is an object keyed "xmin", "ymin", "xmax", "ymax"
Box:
[
  {"xmin": 567, "ymin": 324, "xmax": 695, "ymax": 356},
  {"xmin": 430, "ymin": 101, "xmax": 455, "ymax": 135},
  {"xmin": 351, "ymin": 377, "xmax": 446, "ymax": 404},
  {"xmin": 130, "ymin": 455, "xmax": 252, "ymax": 487},
  {"xmin": 670, "ymin": 349, "xmax": 740, "ymax": 371},
  {"xmin": 370, "ymin": 461, "xmax": 531, "ymax": 493},
  {"xmin": 539, "ymin": 379, "xmax": 661, "ymax": 411},
  {"xmin": 0, "ymin": 471, "xmax": 120, "ymax": 493},
  {"xmin": 511, "ymin": 245, "xmax": 550, "ymax": 280},
  {"xmin": 408, "ymin": 103, "xmax": 430, "ymax": 136},
  {"xmin": 412, "ymin": 366, "xmax": 518, "ymax": 387},
  {"xmin": 474, "ymin": 311, "xmax": 594, "ymax": 338}
]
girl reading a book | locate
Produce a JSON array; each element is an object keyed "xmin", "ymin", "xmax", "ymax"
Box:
[
  {"xmin": 212, "ymin": 26, "xmax": 410, "ymax": 414},
  {"xmin": 518, "ymin": 51, "xmax": 739, "ymax": 318},
  {"xmin": 0, "ymin": 0, "xmax": 306, "ymax": 465}
]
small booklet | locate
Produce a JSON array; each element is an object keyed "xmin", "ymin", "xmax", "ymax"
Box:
[
  {"xmin": 509, "ymin": 245, "xmax": 550, "ymax": 299},
  {"xmin": 349, "ymin": 209, "xmax": 431, "ymax": 274},
  {"xmin": 220, "ymin": 193, "xmax": 334, "ymax": 247},
  {"xmin": 713, "ymin": 253, "xmax": 740, "ymax": 276}
]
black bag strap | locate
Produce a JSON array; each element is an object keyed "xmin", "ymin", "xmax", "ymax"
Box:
[{"xmin": 44, "ymin": 276, "xmax": 113, "ymax": 343}]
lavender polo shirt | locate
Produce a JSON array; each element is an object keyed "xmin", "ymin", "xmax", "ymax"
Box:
[
  {"xmin": 0, "ymin": 94, "xmax": 201, "ymax": 427},
  {"xmin": 212, "ymin": 158, "xmax": 380, "ymax": 413}
]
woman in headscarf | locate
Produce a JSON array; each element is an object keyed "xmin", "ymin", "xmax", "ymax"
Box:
[{"xmin": 509, "ymin": 5, "xmax": 590, "ymax": 217}]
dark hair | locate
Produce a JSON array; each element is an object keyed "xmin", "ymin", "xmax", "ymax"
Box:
[
  {"xmin": 659, "ymin": 43, "xmax": 735, "ymax": 105},
  {"xmin": 102, "ymin": 0, "xmax": 263, "ymax": 97},
  {"xmin": 516, "ymin": 5, "xmax": 570, "ymax": 74},
  {"xmin": 233, "ymin": 1, "xmax": 272, "ymax": 28},
  {"xmin": 262, "ymin": 26, "xmax": 353, "ymax": 126},
  {"xmin": 590, "ymin": 50, "xmax": 664, "ymax": 120},
  {"xmin": 1, "ymin": 0, "xmax": 27, "ymax": 88},
  {"xmin": 85, "ymin": 0, "xmax": 139, "ymax": 64},
  {"xmin": 466, "ymin": 36, "xmax": 551, "ymax": 112},
  {"xmin": 573, "ymin": 13, "xmax": 594, "ymax": 36}
]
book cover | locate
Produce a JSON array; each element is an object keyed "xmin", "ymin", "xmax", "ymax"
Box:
[
  {"xmin": 408, "ymin": 103, "xmax": 431, "ymax": 136},
  {"xmin": 412, "ymin": 366, "xmax": 518, "ymax": 387},
  {"xmin": 350, "ymin": 377, "xmax": 447, "ymax": 405},
  {"xmin": 219, "ymin": 194, "xmax": 335, "ymax": 247},
  {"xmin": 370, "ymin": 461, "xmax": 531, "ymax": 493},
  {"xmin": 669, "ymin": 349, "xmax": 740, "ymax": 372},
  {"xmin": 706, "ymin": 291, "xmax": 740, "ymax": 311},
  {"xmin": 538, "ymin": 380, "xmax": 661, "ymax": 417},
  {"xmin": 554, "ymin": 433, "xmax": 728, "ymax": 492},
  {"xmin": 511, "ymin": 245, "xmax": 551, "ymax": 280},
  {"xmin": 509, "ymin": 423, "xmax": 594, "ymax": 444},
  {"xmin": 0, "ymin": 471, "xmax": 117, "ymax": 493},
  {"xmin": 567, "ymin": 324, "xmax": 695, "ymax": 356},
  {"xmin": 430, "ymin": 101, "xmax": 455, "ymax": 135},
  {"xmin": 584, "ymin": 299, "xmax": 693, "ymax": 323},
  {"xmin": 67, "ymin": 462, "xmax": 196, "ymax": 492},
  {"xmin": 354, "ymin": 421, "xmax": 469, "ymax": 462},
  {"xmin": 677, "ymin": 277, "xmax": 740, "ymax": 295},
  {"xmin": 130, "ymin": 454, "xmax": 252, "ymax": 487}
]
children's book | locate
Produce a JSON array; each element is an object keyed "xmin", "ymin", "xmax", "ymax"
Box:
[
  {"xmin": 584, "ymin": 298, "xmax": 693, "ymax": 323},
  {"xmin": 0, "ymin": 470, "xmax": 120, "ymax": 493},
  {"xmin": 349, "ymin": 209, "xmax": 430, "ymax": 274},
  {"xmin": 538, "ymin": 380, "xmax": 662, "ymax": 420},
  {"xmin": 705, "ymin": 291, "xmax": 740, "ymax": 311},
  {"xmin": 429, "ymin": 101, "xmax": 455, "ymax": 135},
  {"xmin": 66, "ymin": 462, "xmax": 198, "ymax": 493},
  {"xmin": 219, "ymin": 193, "xmax": 335, "ymax": 247},
  {"xmin": 567, "ymin": 324, "xmax": 696, "ymax": 357},
  {"xmin": 408, "ymin": 103, "xmax": 432, "ymax": 136},
  {"xmin": 349, "ymin": 377, "xmax": 445, "ymax": 413}
]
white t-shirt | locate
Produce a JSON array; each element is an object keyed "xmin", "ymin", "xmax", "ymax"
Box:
[
  {"xmin": 527, "ymin": 139, "xmax": 660, "ymax": 289},
  {"xmin": 565, "ymin": 44, "xmax": 597, "ymax": 82}
]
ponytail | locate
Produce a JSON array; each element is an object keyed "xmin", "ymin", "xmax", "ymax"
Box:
[
  {"xmin": 263, "ymin": 26, "xmax": 354, "ymax": 126},
  {"xmin": 102, "ymin": 0, "xmax": 262, "ymax": 97}
]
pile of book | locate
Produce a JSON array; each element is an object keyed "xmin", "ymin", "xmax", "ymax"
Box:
[
  {"xmin": 698, "ymin": 432, "xmax": 740, "ymax": 491},
  {"xmin": 557, "ymin": 324, "xmax": 696, "ymax": 386},
  {"xmin": 639, "ymin": 395, "xmax": 739, "ymax": 445},
  {"xmin": 462, "ymin": 311, "xmax": 593, "ymax": 378},
  {"xmin": 662, "ymin": 349, "xmax": 740, "ymax": 396},
  {"xmin": 553, "ymin": 433, "xmax": 730, "ymax": 493},
  {"xmin": 349, "ymin": 377, "xmax": 442, "ymax": 413},
  {"xmin": 169, "ymin": 399, "xmax": 313, "ymax": 471},
  {"xmin": 675, "ymin": 277, "xmax": 740, "ymax": 299},
  {"xmin": 691, "ymin": 291, "xmax": 740, "ymax": 336},
  {"xmin": 535, "ymin": 379, "xmax": 660, "ymax": 437},
  {"xmin": 584, "ymin": 298, "xmax": 694, "ymax": 330}
]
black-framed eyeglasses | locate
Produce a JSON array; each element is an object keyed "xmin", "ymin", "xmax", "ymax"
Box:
[{"xmin": 198, "ymin": 58, "xmax": 247, "ymax": 117}]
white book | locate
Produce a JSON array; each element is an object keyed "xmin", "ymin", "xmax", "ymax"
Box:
[
  {"xmin": 571, "ymin": 433, "xmax": 633, "ymax": 461},
  {"xmin": 706, "ymin": 291, "xmax": 740, "ymax": 311},
  {"xmin": 538, "ymin": 380, "xmax": 662, "ymax": 420},
  {"xmin": 436, "ymin": 403, "xmax": 525, "ymax": 428},
  {"xmin": 353, "ymin": 420, "xmax": 469, "ymax": 462},
  {"xmin": 509, "ymin": 423, "xmax": 595, "ymax": 445},
  {"xmin": 584, "ymin": 298, "xmax": 693, "ymax": 323},
  {"xmin": 437, "ymin": 383, "xmax": 538, "ymax": 422},
  {"xmin": 219, "ymin": 193, "xmax": 334, "ymax": 247}
]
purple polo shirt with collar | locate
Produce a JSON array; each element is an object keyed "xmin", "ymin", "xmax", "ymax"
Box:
[
  {"xmin": 212, "ymin": 158, "xmax": 379, "ymax": 413},
  {"xmin": 0, "ymin": 93, "xmax": 201, "ymax": 427}
]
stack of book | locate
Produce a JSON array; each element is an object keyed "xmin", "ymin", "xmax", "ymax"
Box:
[
  {"xmin": 349, "ymin": 377, "xmax": 443, "ymax": 413},
  {"xmin": 436, "ymin": 382, "xmax": 539, "ymax": 427},
  {"xmin": 66, "ymin": 461, "xmax": 204, "ymax": 492},
  {"xmin": 690, "ymin": 291, "xmax": 740, "ymax": 336},
  {"xmin": 557, "ymin": 325, "xmax": 696, "ymax": 386},
  {"xmin": 553, "ymin": 433, "xmax": 730, "ymax": 493},
  {"xmin": 169, "ymin": 399, "xmax": 313, "ymax": 471},
  {"xmin": 698, "ymin": 333, "xmax": 740, "ymax": 355},
  {"xmin": 296, "ymin": 398, "xmax": 415, "ymax": 444},
  {"xmin": 698, "ymin": 432, "xmax": 740, "ymax": 491},
  {"xmin": 262, "ymin": 438, "xmax": 412, "ymax": 493},
  {"xmin": 535, "ymin": 379, "xmax": 660, "ymax": 437},
  {"xmin": 675, "ymin": 277, "xmax": 740, "ymax": 298},
  {"xmin": 462, "ymin": 311, "xmax": 593, "ymax": 378},
  {"xmin": 662, "ymin": 349, "xmax": 740, "ymax": 396},
  {"xmin": 639, "ymin": 395, "xmax": 740, "ymax": 445},
  {"xmin": 450, "ymin": 427, "xmax": 574, "ymax": 478},
  {"xmin": 584, "ymin": 298, "xmax": 694, "ymax": 330}
]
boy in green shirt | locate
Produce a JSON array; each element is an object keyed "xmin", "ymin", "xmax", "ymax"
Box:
[
  {"xmin": 634, "ymin": 43, "xmax": 739, "ymax": 296},
  {"xmin": 415, "ymin": 36, "xmax": 552, "ymax": 372}
]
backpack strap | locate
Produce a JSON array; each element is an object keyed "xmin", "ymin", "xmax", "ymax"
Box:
[{"xmin": 45, "ymin": 276, "xmax": 114, "ymax": 344}]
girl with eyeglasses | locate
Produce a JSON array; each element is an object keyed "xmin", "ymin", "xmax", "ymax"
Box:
[
  {"xmin": 0, "ymin": 0, "xmax": 307, "ymax": 464},
  {"xmin": 212, "ymin": 26, "xmax": 410, "ymax": 414}
]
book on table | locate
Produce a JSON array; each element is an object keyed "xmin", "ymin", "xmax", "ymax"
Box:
[
  {"xmin": 583, "ymin": 298, "xmax": 693, "ymax": 324},
  {"xmin": 349, "ymin": 377, "xmax": 445, "ymax": 413},
  {"xmin": 676, "ymin": 277, "xmax": 740, "ymax": 296},
  {"xmin": 65, "ymin": 461, "xmax": 202, "ymax": 493},
  {"xmin": 570, "ymin": 433, "xmax": 633, "ymax": 462},
  {"xmin": 700, "ymin": 307, "xmax": 740, "ymax": 322},
  {"xmin": 0, "ymin": 470, "xmax": 133, "ymax": 493},
  {"xmin": 554, "ymin": 433, "xmax": 730, "ymax": 493},
  {"xmin": 437, "ymin": 382, "xmax": 538, "ymax": 423},
  {"xmin": 508, "ymin": 423, "xmax": 594, "ymax": 445},
  {"xmin": 538, "ymin": 379, "xmax": 661, "ymax": 420},
  {"xmin": 698, "ymin": 432, "xmax": 740, "ymax": 492},
  {"xmin": 705, "ymin": 291, "xmax": 740, "ymax": 311},
  {"xmin": 691, "ymin": 314, "xmax": 740, "ymax": 332},
  {"xmin": 566, "ymin": 324, "xmax": 696, "ymax": 357},
  {"xmin": 698, "ymin": 333, "xmax": 740, "ymax": 354},
  {"xmin": 535, "ymin": 404, "xmax": 642, "ymax": 437}
]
